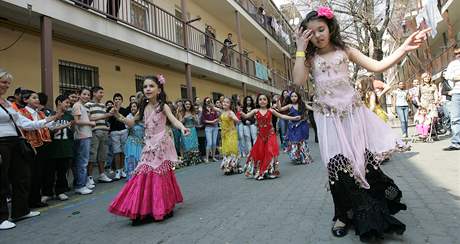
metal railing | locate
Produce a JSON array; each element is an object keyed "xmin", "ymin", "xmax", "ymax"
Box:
[
  {"xmin": 66, "ymin": 0, "xmax": 289, "ymax": 90},
  {"xmin": 234, "ymin": 0, "xmax": 293, "ymax": 53}
]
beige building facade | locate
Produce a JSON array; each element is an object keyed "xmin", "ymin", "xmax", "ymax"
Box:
[{"xmin": 0, "ymin": 0, "xmax": 294, "ymax": 107}]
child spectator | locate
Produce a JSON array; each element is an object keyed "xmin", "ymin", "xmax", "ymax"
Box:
[
  {"xmin": 108, "ymin": 93, "xmax": 129, "ymax": 180},
  {"xmin": 41, "ymin": 95, "xmax": 73, "ymax": 202},
  {"xmin": 415, "ymin": 107, "xmax": 431, "ymax": 139}
]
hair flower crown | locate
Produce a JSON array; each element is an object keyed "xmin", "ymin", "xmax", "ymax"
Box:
[
  {"xmin": 157, "ymin": 74, "xmax": 166, "ymax": 85},
  {"xmin": 317, "ymin": 6, "xmax": 334, "ymax": 20}
]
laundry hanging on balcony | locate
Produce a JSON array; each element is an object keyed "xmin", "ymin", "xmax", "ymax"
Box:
[
  {"xmin": 255, "ymin": 62, "xmax": 269, "ymax": 81},
  {"xmin": 415, "ymin": 0, "xmax": 443, "ymax": 37}
]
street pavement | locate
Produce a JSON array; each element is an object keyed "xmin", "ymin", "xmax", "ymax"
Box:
[{"xmin": 2, "ymin": 129, "xmax": 460, "ymax": 244}]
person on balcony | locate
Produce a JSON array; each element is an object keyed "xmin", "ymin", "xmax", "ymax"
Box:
[
  {"xmin": 443, "ymin": 47, "xmax": 460, "ymax": 151},
  {"xmin": 204, "ymin": 25, "xmax": 216, "ymax": 59},
  {"xmin": 221, "ymin": 33, "xmax": 237, "ymax": 67}
]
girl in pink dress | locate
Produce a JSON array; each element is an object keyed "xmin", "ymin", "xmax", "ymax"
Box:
[
  {"xmin": 109, "ymin": 75, "xmax": 189, "ymax": 226},
  {"xmin": 293, "ymin": 6, "xmax": 430, "ymax": 241}
]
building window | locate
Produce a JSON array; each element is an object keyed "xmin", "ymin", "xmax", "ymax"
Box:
[
  {"xmin": 135, "ymin": 75, "xmax": 145, "ymax": 92},
  {"xmin": 180, "ymin": 85, "xmax": 196, "ymax": 100},
  {"xmin": 59, "ymin": 60, "xmax": 98, "ymax": 95}
]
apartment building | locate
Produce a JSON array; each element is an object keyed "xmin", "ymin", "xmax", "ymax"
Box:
[
  {"xmin": 388, "ymin": 0, "xmax": 460, "ymax": 84},
  {"xmin": 0, "ymin": 0, "xmax": 294, "ymax": 107}
]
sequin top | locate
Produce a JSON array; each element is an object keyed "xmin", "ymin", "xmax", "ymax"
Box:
[{"xmin": 311, "ymin": 50, "xmax": 362, "ymax": 117}]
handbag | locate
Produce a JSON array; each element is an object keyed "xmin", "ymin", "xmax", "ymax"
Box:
[{"xmin": 0, "ymin": 103, "xmax": 36, "ymax": 160}]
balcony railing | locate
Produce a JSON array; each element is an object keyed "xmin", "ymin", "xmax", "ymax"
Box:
[
  {"xmin": 65, "ymin": 0, "xmax": 288, "ymax": 90},
  {"xmin": 234, "ymin": 0, "xmax": 294, "ymax": 53}
]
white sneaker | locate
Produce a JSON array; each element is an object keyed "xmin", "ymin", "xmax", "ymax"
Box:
[
  {"xmin": 120, "ymin": 170, "xmax": 127, "ymax": 178},
  {"xmin": 113, "ymin": 170, "xmax": 121, "ymax": 181},
  {"xmin": 98, "ymin": 173, "xmax": 112, "ymax": 183},
  {"xmin": 0, "ymin": 220, "xmax": 16, "ymax": 230},
  {"xmin": 57, "ymin": 194, "xmax": 69, "ymax": 201},
  {"xmin": 13, "ymin": 211, "xmax": 40, "ymax": 221},
  {"xmin": 87, "ymin": 176, "xmax": 95, "ymax": 186},
  {"xmin": 86, "ymin": 181, "xmax": 95, "ymax": 189},
  {"xmin": 74, "ymin": 187, "xmax": 93, "ymax": 195},
  {"xmin": 41, "ymin": 196, "xmax": 52, "ymax": 204}
]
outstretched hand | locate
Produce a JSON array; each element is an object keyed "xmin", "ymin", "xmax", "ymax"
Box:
[{"xmin": 403, "ymin": 28, "xmax": 431, "ymax": 52}]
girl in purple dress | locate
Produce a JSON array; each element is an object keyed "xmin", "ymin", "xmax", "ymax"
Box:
[
  {"xmin": 109, "ymin": 75, "xmax": 189, "ymax": 226},
  {"xmin": 278, "ymin": 91, "xmax": 313, "ymax": 164},
  {"xmin": 293, "ymin": 6, "xmax": 429, "ymax": 241}
]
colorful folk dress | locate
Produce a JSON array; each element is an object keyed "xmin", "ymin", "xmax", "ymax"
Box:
[
  {"xmin": 220, "ymin": 112, "xmax": 241, "ymax": 175},
  {"xmin": 109, "ymin": 107, "xmax": 183, "ymax": 221},
  {"xmin": 243, "ymin": 110, "xmax": 280, "ymax": 179},
  {"xmin": 286, "ymin": 106, "xmax": 313, "ymax": 164},
  {"xmin": 124, "ymin": 122, "xmax": 144, "ymax": 179},
  {"xmin": 181, "ymin": 115, "xmax": 202, "ymax": 166}
]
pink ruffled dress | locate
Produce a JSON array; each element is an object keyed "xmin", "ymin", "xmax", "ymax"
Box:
[{"xmin": 109, "ymin": 107, "xmax": 183, "ymax": 220}]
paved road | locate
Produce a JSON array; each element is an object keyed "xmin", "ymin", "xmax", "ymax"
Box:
[{"xmin": 3, "ymin": 129, "xmax": 460, "ymax": 244}]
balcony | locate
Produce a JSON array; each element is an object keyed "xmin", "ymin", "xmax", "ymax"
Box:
[
  {"xmin": 61, "ymin": 0, "xmax": 288, "ymax": 91},
  {"xmin": 235, "ymin": 0, "xmax": 294, "ymax": 53}
]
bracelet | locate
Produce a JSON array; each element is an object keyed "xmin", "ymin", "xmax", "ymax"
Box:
[{"xmin": 295, "ymin": 51, "xmax": 306, "ymax": 58}]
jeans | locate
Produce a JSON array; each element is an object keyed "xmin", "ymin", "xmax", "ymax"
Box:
[
  {"xmin": 243, "ymin": 123, "xmax": 257, "ymax": 154},
  {"xmin": 396, "ymin": 106, "xmax": 409, "ymax": 136},
  {"xmin": 205, "ymin": 126, "xmax": 219, "ymax": 149},
  {"xmin": 237, "ymin": 122, "xmax": 246, "ymax": 155},
  {"xmin": 449, "ymin": 94, "xmax": 460, "ymax": 146},
  {"xmin": 73, "ymin": 138, "xmax": 91, "ymax": 188},
  {"xmin": 278, "ymin": 119, "xmax": 288, "ymax": 148}
]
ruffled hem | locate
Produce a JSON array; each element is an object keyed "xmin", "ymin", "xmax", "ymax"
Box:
[
  {"xmin": 287, "ymin": 140, "xmax": 314, "ymax": 165},
  {"xmin": 329, "ymin": 150, "xmax": 407, "ymax": 239},
  {"xmin": 182, "ymin": 150, "xmax": 203, "ymax": 166},
  {"xmin": 108, "ymin": 161, "xmax": 183, "ymax": 220},
  {"xmin": 243, "ymin": 158, "xmax": 280, "ymax": 179},
  {"xmin": 220, "ymin": 155, "xmax": 242, "ymax": 175}
]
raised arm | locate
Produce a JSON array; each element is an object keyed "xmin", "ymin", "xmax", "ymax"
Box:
[
  {"xmin": 240, "ymin": 108, "xmax": 258, "ymax": 119},
  {"xmin": 278, "ymin": 104, "xmax": 292, "ymax": 112},
  {"xmin": 293, "ymin": 27, "xmax": 313, "ymax": 86},
  {"xmin": 228, "ymin": 111, "xmax": 240, "ymax": 123},
  {"xmin": 269, "ymin": 108, "xmax": 300, "ymax": 121},
  {"xmin": 347, "ymin": 29, "xmax": 431, "ymax": 73}
]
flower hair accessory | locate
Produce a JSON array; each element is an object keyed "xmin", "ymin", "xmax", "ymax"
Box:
[
  {"xmin": 317, "ymin": 6, "xmax": 334, "ymax": 20},
  {"xmin": 157, "ymin": 74, "xmax": 166, "ymax": 85}
]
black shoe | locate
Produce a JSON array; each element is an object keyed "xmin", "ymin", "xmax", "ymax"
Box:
[
  {"xmin": 331, "ymin": 224, "xmax": 348, "ymax": 237},
  {"xmin": 443, "ymin": 145, "xmax": 460, "ymax": 151}
]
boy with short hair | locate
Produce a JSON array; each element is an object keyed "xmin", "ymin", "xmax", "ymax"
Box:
[{"xmin": 108, "ymin": 93, "xmax": 130, "ymax": 180}]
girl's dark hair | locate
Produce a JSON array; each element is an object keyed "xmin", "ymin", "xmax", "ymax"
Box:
[
  {"xmin": 299, "ymin": 10, "xmax": 346, "ymax": 60},
  {"xmin": 280, "ymin": 90, "xmax": 291, "ymax": 106},
  {"xmin": 19, "ymin": 89, "xmax": 37, "ymax": 108},
  {"xmin": 286, "ymin": 91, "xmax": 307, "ymax": 118},
  {"xmin": 255, "ymin": 94, "xmax": 270, "ymax": 109},
  {"xmin": 242, "ymin": 96, "xmax": 254, "ymax": 113},
  {"xmin": 202, "ymin": 97, "xmax": 212, "ymax": 113},
  {"xmin": 181, "ymin": 99, "xmax": 196, "ymax": 115},
  {"xmin": 138, "ymin": 75, "xmax": 167, "ymax": 122},
  {"xmin": 38, "ymin": 92, "xmax": 48, "ymax": 106}
]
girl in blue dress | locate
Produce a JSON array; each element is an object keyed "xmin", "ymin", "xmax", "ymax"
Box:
[
  {"xmin": 124, "ymin": 102, "xmax": 145, "ymax": 179},
  {"xmin": 178, "ymin": 100, "xmax": 202, "ymax": 166},
  {"xmin": 279, "ymin": 91, "xmax": 313, "ymax": 164}
]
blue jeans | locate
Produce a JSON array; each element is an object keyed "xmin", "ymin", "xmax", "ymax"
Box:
[
  {"xmin": 205, "ymin": 126, "xmax": 219, "ymax": 149},
  {"xmin": 278, "ymin": 119, "xmax": 288, "ymax": 149},
  {"xmin": 243, "ymin": 123, "xmax": 257, "ymax": 154},
  {"xmin": 449, "ymin": 94, "xmax": 460, "ymax": 146},
  {"xmin": 237, "ymin": 122, "xmax": 246, "ymax": 155},
  {"xmin": 73, "ymin": 138, "xmax": 91, "ymax": 188},
  {"xmin": 396, "ymin": 106, "xmax": 409, "ymax": 135}
]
